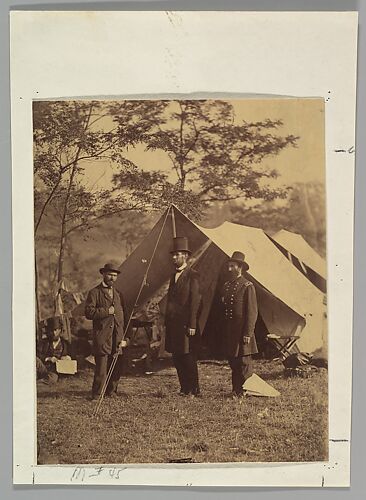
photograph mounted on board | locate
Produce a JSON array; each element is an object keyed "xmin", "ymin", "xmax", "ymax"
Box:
[{"xmin": 33, "ymin": 98, "xmax": 328, "ymax": 465}]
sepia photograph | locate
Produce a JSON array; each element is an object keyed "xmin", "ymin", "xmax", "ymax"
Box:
[
  {"xmin": 33, "ymin": 97, "xmax": 328, "ymax": 466},
  {"xmin": 10, "ymin": 9, "xmax": 358, "ymax": 486}
]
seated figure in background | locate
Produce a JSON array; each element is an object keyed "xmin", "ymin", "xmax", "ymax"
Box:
[
  {"xmin": 130, "ymin": 299, "xmax": 162, "ymax": 374},
  {"xmin": 36, "ymin": 316, "xmax": 71, "ymax": 384}
]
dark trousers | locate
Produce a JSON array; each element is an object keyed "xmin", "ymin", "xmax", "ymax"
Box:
[
  {"xmin": 228, "ymin": 355, "xmax": 253, "ymax": 394},
  {"xmin": 36, "ymin": 357, "xmax": 59, "ymax": 382},
  {"xmin": 92, "ymin": 354, "xmax": 125, "ymax": 396},
  {"xmin": 172, "ymin": 352, "xmax": 200, "ymax": 395},
  {"xmin": 36, "ymin": 357, "xmax": 49, "ymax": 378}
]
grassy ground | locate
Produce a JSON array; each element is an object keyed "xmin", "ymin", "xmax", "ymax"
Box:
[{"xmin": 37, "ymin": 359, "xmax": 328, "ymax": 464}]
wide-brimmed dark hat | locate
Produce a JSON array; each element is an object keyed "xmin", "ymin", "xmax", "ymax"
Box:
[
  {"xmin": 99, "ymin": 262, "xmax": 121, "ymax": 275},
  {"xmin": 46, "ymin": 316, "xmax": 63, "ymax": 332},
  {"xmin": 170, "ymin": 236, "xmax": 191, "ymax": 255},
  {"xmin": 228, "ymin": 251, "xmax": 249, "ymax": 271}
]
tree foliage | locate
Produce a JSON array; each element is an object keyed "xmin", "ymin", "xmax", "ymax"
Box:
[
  {"xmin": 230, "ymin": 182, "xmax": 326, "ymax": 256},
  {"xmin": 135, "ymin": 100, "xmax": 298, "ymax": 211},
  {"xmin": 33, "ymin": 100, "xmax": 169, "ymax": 317},
  {"xmin": 34, "ymin": 100, "xmax": 169, "ymax": 233},
  {"xmin": 34, "ymin": 99, "xmax": 301, "ymax": 318}
]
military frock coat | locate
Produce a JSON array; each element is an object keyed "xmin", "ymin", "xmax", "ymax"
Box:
[
  {"xmin": 85, "ymin": 283, "xmax": 125, "ymax": 356},
  {"xmin": 219, "ymin": 276, "xmax": 258, "ymax": 357},
  {"xmin": 165, "ymin": 267, "xmax": 202, "ymax": 355}
]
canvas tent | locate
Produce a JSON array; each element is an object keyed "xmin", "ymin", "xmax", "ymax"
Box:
[
  {"xmin": 74, "ymin": 206, "xmax": 327, "ymax": 354},
  {"xmin": 269, "ymin": 229, "xmax": 327, "ymax": 293}
]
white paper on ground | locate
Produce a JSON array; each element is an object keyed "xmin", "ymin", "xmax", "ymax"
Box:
[{"xmin": 243, "ymin": 374, "xmax": 281, "ymax": 397}]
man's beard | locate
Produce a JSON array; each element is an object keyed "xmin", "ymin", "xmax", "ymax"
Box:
[{"xmin": 227, "ymin": 269, "xmax": 240, "ymax": 280}]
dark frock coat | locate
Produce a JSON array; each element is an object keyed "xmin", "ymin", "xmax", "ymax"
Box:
[
  {"xmin": 37, "ymin": 338, "xmax": 69, "ymax": 362},
  {"xmin": 219, "ymin": 276, "xmax": 259, "ymax": 358},
  {"xmin": 85, "ymin": 283, "xmax": 125, "ymax": 356},
  {"xmin": 165, "ymin": 268, "xmax": 202, "ymax": 355}
]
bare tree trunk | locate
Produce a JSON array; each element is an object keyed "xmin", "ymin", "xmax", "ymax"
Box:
[
  {"xmin": 56, "ymin": 161, "xmax": 78, "ymax": 294},
  {"xmin": 54, "ymin": 104, "xmax": 94, "ymax": 311},
  {"xmin": 301, "ymin": 184, "xmax": 318, "ymax": 249},
  {"xmin": 178, "ymin": 102, "xmax": 186, "ymax": 190},
  {"xmin": 34, "ymin": 174, "xmax": 62, "ymax": 236}
]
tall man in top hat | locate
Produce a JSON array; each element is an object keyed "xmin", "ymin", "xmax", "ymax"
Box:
[
  {"xmin": 85, "ymin": 263, "xmax": 127, "ymax": 399},
  {"xmin": 165, "ymin": 236, "xmax": 202, "ymax": 396},
  {"xmin": 219, "ymin": 251, "xmax": 258, "ymax": 397}
]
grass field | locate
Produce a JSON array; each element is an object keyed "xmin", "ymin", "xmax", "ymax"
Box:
[{"xmin": 37, "ymin": 359, "xmax": 328, "ymax": 464}]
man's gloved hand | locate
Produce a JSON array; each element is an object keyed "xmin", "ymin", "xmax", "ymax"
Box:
[
  {"xmin": 187, "ymin": 328, "xmax": 196, "ymax": 337},
  {"xmin": 108, "ymin": 306, "xmax": 115, "ymax": 315},
  {"xmin": 243, "ymin": 336, "xmax": 251, "ymax": 344}
]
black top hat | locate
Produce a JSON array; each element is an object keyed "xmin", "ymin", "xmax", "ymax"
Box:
[
  {"xmin": 46, "ymin": 316, "xmax": 63, "ymax": 332},
  {"xmin": 228, "ymin": 251, "xmax": 250, "ymax": 271},
  {"xmin": 99, "ymin": 262, "xmax": 121, "ymax": 275},
  {"xmin": 170, "ymin": 236, "xmax": 191, "ymax": 254}
]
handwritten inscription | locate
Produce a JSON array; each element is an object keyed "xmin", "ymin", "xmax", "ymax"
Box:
[
  {"xmin": 71, "ymin": 466, "xmax": 126, "ymax": 482},
  {"xmin": 70, "ymin": 467, "xmax": 86, "ymax": 482},
  {"xmin": 334, "ymin": 146, "xmax": 355, "ymax": 154}
]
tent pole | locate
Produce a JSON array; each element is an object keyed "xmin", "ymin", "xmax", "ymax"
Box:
[{"xmin": 171, "ymin": 205, "xmax": 177, "ymax": 238}]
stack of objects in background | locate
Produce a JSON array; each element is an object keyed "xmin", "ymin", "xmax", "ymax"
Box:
[{"xmin": 282, "ymin": 352, "xmax": 326, "ymax": 378}]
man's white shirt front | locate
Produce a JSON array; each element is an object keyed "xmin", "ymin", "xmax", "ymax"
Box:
[
  {"xmin": 50, "ymin": 338, "xmax": 61, "ymax": 351},
  {"xmin": 174, "ymin": 263, "xmax": 187, "ymax": 283}
]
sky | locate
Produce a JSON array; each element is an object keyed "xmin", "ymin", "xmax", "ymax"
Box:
[{"xmin": 81, "ymin": 97, "xmax": 325, "ymax": 192}]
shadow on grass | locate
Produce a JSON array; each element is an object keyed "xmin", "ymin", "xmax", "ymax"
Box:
[{"xmin": 258, "ymin": 371, "xmax": 286, "ymax": 381}]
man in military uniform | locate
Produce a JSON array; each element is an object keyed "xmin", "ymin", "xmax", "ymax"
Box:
[
  {"xmin": 85, "ymin": 262, "xmax": 128, "ymax": 399},
  {"xmin": 219, "ymin": 251, "xmax": 258, "ymax": 397},
  {"xmin": 165, "ymin": 237, "xmax": 202, "ymax": 396}
]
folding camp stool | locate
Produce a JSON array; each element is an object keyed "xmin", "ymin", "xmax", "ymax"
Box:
[{"xmin": 266, "ymin": 334, "xmax": 300, "ymax": 360}]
